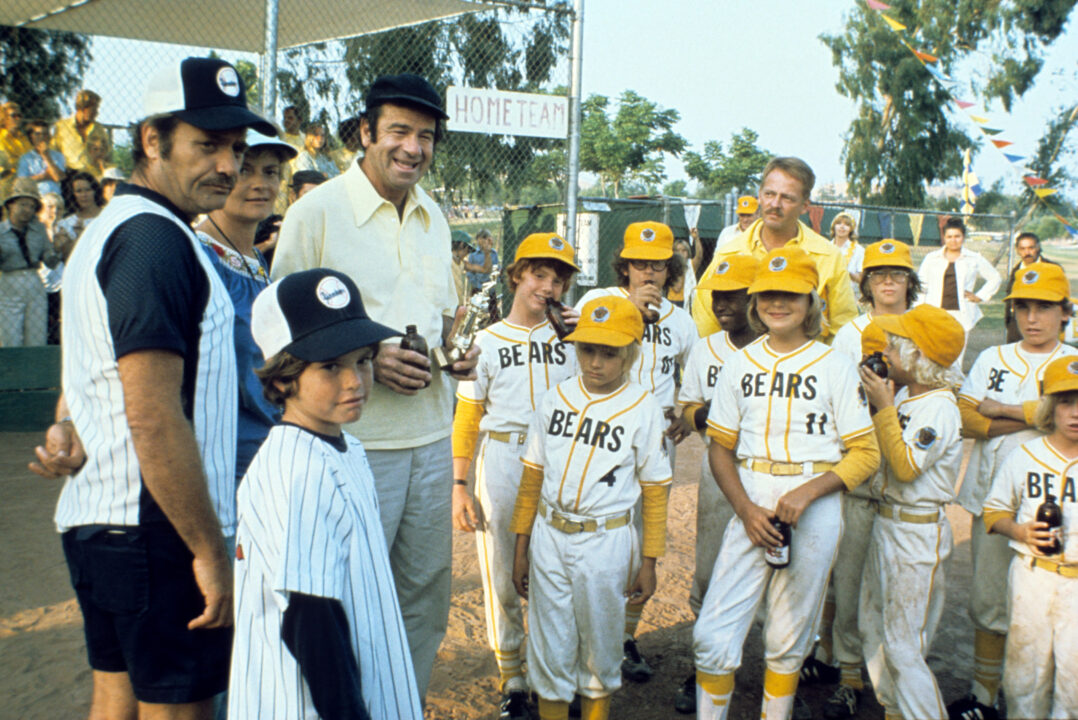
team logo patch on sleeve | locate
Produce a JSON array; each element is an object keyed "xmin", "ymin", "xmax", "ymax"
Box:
[
  {"xmin": 1022, "ymin": 270, "xmax": 1039, "ymax": 284},
  {"xmin": 716, "ymin": 261, "xmax": 730, "ymax": 275},
  {"xmin": 857, "ymin": 385, "xmax": 868, "ymax": 407},
  {"xmin": 914, "ymin": 427, "xmax": 937, "ymax": 450},
  {"xmin": 769, "ymin": 257, "xmax": 787, "ymax": 272}
]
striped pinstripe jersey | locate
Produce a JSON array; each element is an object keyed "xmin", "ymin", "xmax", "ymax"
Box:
[
  {"xmin": 576, "ymin": 287, "xmax": 696, "ymax": 409},
  {"xmin": 707, "ymin": 337, "xmax": 873, "ymax": 463},
  {"xmin": 522, "ymin": 378, "xmax": 671, "ymax": 518},
  {"xmin": 456, "ymin": 319, "xmax": 578, "ymax": 433},
  {"xmin": 230, "ymin": 425, "xmax": 422, "ymax": 720},
  {"xmin": 55, "ymin": 192, "xmax": 237, "ymax": 532}
]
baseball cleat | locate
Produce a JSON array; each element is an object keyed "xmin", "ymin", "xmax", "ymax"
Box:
[
  {"xmin": 800, "ymin": 656, "xmax": 840, "ymax": 685},
  {"xmin": 499, "ymin": 690, "xmax": 530, "ymax": 720},
  {"xmin": 621, "ymin": 637, "xmax": 653, "ymax": 683},
  {"xmin": 947, "ymin": 694, "xmax": 999, "ymax": 720},
  {"xmin": 674, "ymin": 672, "xmax": 696, "ymax": 714},
  {"xmin": 822, "ymin": 685, "xmax": 860, "ymax": 719}
]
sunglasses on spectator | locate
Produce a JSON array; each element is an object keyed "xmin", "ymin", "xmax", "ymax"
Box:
[{"xmin": 629, "ymin": 259, "xmax": 669, "ymax": 272}]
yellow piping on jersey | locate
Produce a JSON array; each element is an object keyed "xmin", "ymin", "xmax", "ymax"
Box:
[
  {"xmin": 1027, "ymin": 440, "xmax": 1061, "ymax": 472},
  {"xmin": 555, "ymin": 378, "xmax": 629, "ymax": 507},
  {"xmin": 568, "ymin": 388, "xmax": 649, "ymax": 513},
  {"xmin": 782, "ymin": 347, "xmax": 832, "ymax": 460},
  {"xmin": 758, "ymin": 339, "xmax": 815, "ymax": 461}
]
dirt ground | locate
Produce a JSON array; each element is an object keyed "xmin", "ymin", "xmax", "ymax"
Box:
[{"xmin": 1, "ymin": 429, "xmax": 982, "ymax": 720}]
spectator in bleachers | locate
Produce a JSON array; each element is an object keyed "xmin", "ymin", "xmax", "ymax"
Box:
[
  {"xmin": 99, "ymin": 167, "xmax": 125, "ymax": 202},
  {"xmin": 55, "ymin": 171, "xmax": 104, "ymax": 257},
  {"xmin": 0, "ymin": 101, "xmax": 31, "ymax": 197},
  {"xmin": 0, "ymin": 177, "xmax": 60, "ymax": 346},
  {"xmin": 17, "ymin": 121, "xmax": 66, "ymax": 196},
  {"xmin": 38, "ymin": 192, "xmax": 63, "ymax": 242},
  {"xmin": 289, "ymin": 169, "xmax": 327, "ymax": 204},
  {"xmin": 281, "ymin": 105, "xmax": 304, "ymax": 149},
  {"xmin": 292, "ymin": 122, "xmax": 339, "ymax": 178},
  {"xmin": 50, "ymin": 89, "xmax": 111, "ymax": 175},
  {"xmin": 37, "ymin": 191, "xmax": 65, "ymax": 345},
  {"xmin": 334, "ymin": 116, "xmax": 362, "ymax": 172}
]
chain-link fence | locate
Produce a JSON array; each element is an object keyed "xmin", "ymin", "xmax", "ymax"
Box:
[{"xmin": 1, "ymin": 0, "xmax": 573, "ymax": 347}]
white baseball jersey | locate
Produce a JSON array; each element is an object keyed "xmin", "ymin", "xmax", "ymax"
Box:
[
  {"xmin": 230, "ymin": 424, "xmax": 422, "ymax": 720},
  {"xmin": 830, "ymin": 311, "xmax": 873, "ymax": 363},
  {"xmin": 678, "ymin": 331, "xmax": 740, "ymax": 411},
  {"xmin": 522, "ymin": 378, "xmax": 672, "ymax": 518},
  {"xmin": 576, "ymin": 287, "xmax": 696, "ymax": 408},
  {"xmin": 456, "ymin": 319, "xmax": 578, "ymax": 431},
  {"xmin": 984, "ymin": 437, "xmax": 1078, "ymax": 564},
  {"xmin": 56, "ymin": 192, "xmax": 237, "ymax": 533},
  {"xmin": 957, "ymin": 341, "xmax": 1078, "ymax": 514},
  {"xmin": 706, "ymin": 337, "xmax": 874, "ymax": 464},
  {"xmin": 869, "ymin": 386, "xmax": 963, "ymax": 508}
]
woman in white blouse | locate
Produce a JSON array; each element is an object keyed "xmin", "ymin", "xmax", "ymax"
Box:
[
  {"xmin": 830, "ymin": 211, "xmax": 863, "ymax": 297},
  {"xmin": 917, "ymin": 216, "xmax": 1001, "ymax": 340}
]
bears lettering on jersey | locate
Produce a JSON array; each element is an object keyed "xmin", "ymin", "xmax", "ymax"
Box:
[
  {"xmin": 1026, "ymin": 471, "xmax": 1077, "ymax": 502},
  {"xmin": 707, "ymin": 364, "xmax": 721, "ymax": 388},
  {"xmin": 987, "ymin": 367, "xmax": 1010, "ymax": 392},
  {"xmin": 739, "ymin": 371, "xmax": 818, "ymax": 400},
  {"xmin": 546, "ymin": 409, "xmax": 625, "ymax": 452},
  {"xmin": 642, "ymin": 323, "xmax": 673, "ymax": 345},
  {"xmin": 498, "ymin": 342, "xmax": 568, "ymax": 369}
]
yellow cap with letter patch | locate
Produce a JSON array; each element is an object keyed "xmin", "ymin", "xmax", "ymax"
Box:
[
  {"xmin": 697, "ymin": 254, "xmax": 757, "ymax": 293},
  {"xmin": 862, "ymin": 239, "xmax": 914, "ymax": 271},
  {"xmin": 621, "ymin": 221, "xmax": 674, "ymax": 261},
  {"xmin": 1004, "ymin": 261, "xmax": 1070, "ymax": 303},
  {"xmin": 747, "ymin": 247, "xmax": 818, "ymax": 295},
  {"xmin": 564, "ymin": 296, "xmax": 644, "ymax": 347},
  {"xmin": 513, "ymin": 232, "xmax": 581, "ymax": 271}
]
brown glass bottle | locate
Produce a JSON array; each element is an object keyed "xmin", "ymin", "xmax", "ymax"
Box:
[
  {"xmin": 399, "ymin": 324, "xmax": 431, "ymax": 389},
  {"xmin": 765, "ymin": 518, "xmax": 791, "ymax": 568},
  {"xmin": 545, "ymin": 297, "xmax": 572, "ymax": 340},
  {"xmin": 1036, "ymin": 493, "xmax": 1064, "ymax": 555}
]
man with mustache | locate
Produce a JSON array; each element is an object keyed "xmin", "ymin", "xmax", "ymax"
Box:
[
  {"xmin": 52, "ymin": 57, "xmax": 273, "ymax": 720},
  {"xmin": 691, "ymin": 157, "xmax": 857, "ymax": 342}
]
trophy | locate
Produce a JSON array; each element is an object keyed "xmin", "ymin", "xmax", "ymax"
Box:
[{"xmin": 434, "ymin": 264, "xmax": 501, "ymax": 370}]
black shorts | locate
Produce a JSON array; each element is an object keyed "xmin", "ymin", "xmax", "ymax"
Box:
[{"xmin": 62, "ymin": 523, "xmax": 232, "ymax": 704}]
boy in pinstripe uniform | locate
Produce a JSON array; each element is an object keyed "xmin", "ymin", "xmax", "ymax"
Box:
[{"xmin": 230, "ymin": 268, "xmax": 422, "ymax": 720}]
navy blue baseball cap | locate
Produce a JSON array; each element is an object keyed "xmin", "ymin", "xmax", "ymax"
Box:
[
  {"xmin": 365, "ymin": 73, "xmax": 449, "ymax": 120},
  {"xmin": 252, "ymin": 269, "xmax": 402, "ymax": 361},
  {"xmin": 142, "ymin": 57, "xmax": 276, "ymax": 135}
]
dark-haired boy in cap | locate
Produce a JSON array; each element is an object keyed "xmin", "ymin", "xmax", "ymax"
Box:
[{"xmin": 229, "ymin": 269, "xmax": 422, "ymax": 720}]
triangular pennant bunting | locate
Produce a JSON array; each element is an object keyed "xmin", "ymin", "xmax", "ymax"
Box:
[
  {"xmin": 865, "ymin": 0, "xmax": 891, "ymax": 9},
  {"xmin": 1024, "ymin": 176, "xmax": 1049, "ymax": 186},
  {"xmin": 1003, "ymin": 153, "xmax": 1025, "ymax": 163},
  {"xmin": 881, "ymin": 14, "xmax": 906, "ymax": 31},
  {"xmin": 913, "ymin": 50, "xmax": 938, "ymax": 63},
  {"xmin": 968, "ymin": 114, "xmax": 990, "ymax": 124},
  {"xmin": 980, "ymin": 127, "xmax": 1003, "ymax": 136},
  {"xmin": 990, "ymin": 139, "xmax": 1013, "ymax": 149},
  {"xmin": 1033, "ymin": 188, "xmax": 1058, "ymax": 198},
  {"xmin": 956, "ymin": 100, "xmax": 976, "ymax": 109}
]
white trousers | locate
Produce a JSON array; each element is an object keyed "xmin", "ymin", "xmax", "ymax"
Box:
[
  {"xmin": 859, "ymin": 510, "xmax": 951, "ymax": 720},
  {"xmin": 0, "ymin": 270, "xmax": 46, "ymax": 347},
  {"xmin": 824, "ymin": 494, "xmax": 876, "ymax": 666},
  {"xmin": 969, "ymin": 513, "xmax": 1014, "ymax": 635},
  {"xmin": 689, "ymin": 454, "xmax": 735, "ymax": 616},
  {"xmin": 1003, "ymin": 557, "xmax": 1078, "ymax": 719},
  {"xmin": 527, "ymin": 512, "xmax": 639, "ymax": 702}
]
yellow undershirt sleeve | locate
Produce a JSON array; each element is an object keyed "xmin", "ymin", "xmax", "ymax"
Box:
[
  {"xmin": 451, "ymin": 398, "xmax": 485, "ymax": 461},
  {"xmin": 706, "ymin": 426, "xmax": 738, "ymax": 450},
  {"xmin": 871, "ymin": 406, "xmax": 919, "ymax": 483},
  {"xmin": 958, "ymin": 397, "xmax": 993, "ymax": 439},
  {"xmin": 983, "ymin": 509, "xmax": 1014, "ymax": 534},
  {"xmin": 682, "ymin": 402, "xmax": 706, "ymax": 431},
  {"xmin": 1022, "ymin": 400, "xmax": 1038, "ymax": 427},
  {"xmin": 832, "ymin": 431, "xmax": 880, "ymax": 491},
  {"xmin": 510, "ymin": 464, "xmax": 545, "ymax": 536},
  {"xmin": 640, "ymin": 483, "xmax": 670, "ymax": 558}
]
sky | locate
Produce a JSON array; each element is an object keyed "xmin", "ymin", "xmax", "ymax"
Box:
[{"xmin": 75, "ymin": 0, "xmax": 1078, "ymax": 199}]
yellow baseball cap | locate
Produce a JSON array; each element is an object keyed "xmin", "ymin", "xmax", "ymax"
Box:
[
  {"xmin": 621, "ymin": 221, "xmax": 674, "ymax": 261},
  {"xmin": 1041, "ymin": 355, "xmax": 1078, "ymax": 395},
  {"xmin": 737, "ymin": 195, "xmax": 758, "ymax": 214},
  {"xmin": 697, "ymin": 254, "xmax": 756, "ymax": 293},
  {"xmin": 513, "ymin": 232, "xmax": 581, "ymax": 271},
  {"xmin": 863, "ymin": 239, "xmax": 914, "ymax": 271},
  {"xmin": 869, "ymin": 305, "xmax": 965, "ymax": 368},
  {"xmin": 748, "ymin": 247, "xmax": 819, "ymax": 295},
  {"xmin": 860, "ymin": 321, "xmax": 888, "ymax": 356},
  {"xmin": 563, "ymin": 296, "xmax": 644, "ymax": 347},
  {"xmin": 1004, "ymin": 261, "xmax": 1070, "ymax": 303}
]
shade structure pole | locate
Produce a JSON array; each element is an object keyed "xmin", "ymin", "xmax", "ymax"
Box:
[
  {"xmin": 564, "ymin": 0, "xmax": 584, "ymax": 249},
  {"xmin": 261, "ymin": 0, "xmax": 280, "ymax": 121}
]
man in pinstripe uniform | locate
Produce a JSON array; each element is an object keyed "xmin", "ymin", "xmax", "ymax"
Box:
[{"xmin": 55, "ymin": 58, "xmax": 272, "ymax": 720}]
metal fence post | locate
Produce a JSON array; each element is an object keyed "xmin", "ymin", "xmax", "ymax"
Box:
[
  {"xmin": 261, "ymin": 0, "xmax": 280, "ymax": 121},
  {"xmin": 565, "ymin": 0, "xmax": 584, "ymax": 248}
]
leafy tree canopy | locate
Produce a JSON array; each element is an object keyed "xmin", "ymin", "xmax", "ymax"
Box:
[
  {"xmin": 683, "ymin": 127, "xmax": 772, "ymax": 199},
  {"xmin": 0, "ymin": 27, "xmax": 91, "ymax": 122}
]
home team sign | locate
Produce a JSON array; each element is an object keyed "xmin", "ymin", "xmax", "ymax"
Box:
[{"xmin": 447, "ymin": 86, "xmax": 568, "ymax": 139}]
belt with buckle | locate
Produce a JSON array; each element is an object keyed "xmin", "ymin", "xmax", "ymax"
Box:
[
  {"xmin": 489, "ymin": 430, "xmax": 527, "ymax": 445},
  {"xmin": 1031, "ymin": 556, "xmax": 1078, "ymax": 578},
  {"xmin": 539, "ymin": 499, "xmax": 631, "ymax": 535},
  {"xmin": 740, "ymin": 459, "xmax": 835, "ymax": 476},
  {"xmin": 875, "ymin": 503, "xmax": 940, "ymax": 524}
]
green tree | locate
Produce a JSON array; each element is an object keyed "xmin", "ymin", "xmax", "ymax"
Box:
[
  {"xmin": 0, "ymin": 27, "xmax": 91, "ymax": 121},
  {"xmin": 578, "ymin": 90, "xmax": 687, "ymax": 198},
  {"xmin": 821, "ymin": 0, "xmax": 1077, "ymax": 206},
  {"xmin": 208, "ymin": 51, "xmax": 260, "ymax": 108},
  {"xmin": 683, "ymin": 128, "xmax": 772, "ymax": 198}
]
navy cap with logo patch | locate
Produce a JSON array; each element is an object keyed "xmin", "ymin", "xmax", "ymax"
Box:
[
  {"xmin": 143, "ymin": 57, "xmax": 275, "ymax": 135},
  {"xmin": 365, "ymin": 73, "xmax": 449, "ymax": 120},
  {"xmin": 252, "ymin": 269, "xmax": 402, "ymax": 362}
]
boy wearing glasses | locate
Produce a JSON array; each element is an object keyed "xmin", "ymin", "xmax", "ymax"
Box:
[{"xmin": 575, "ymin": 220, "xmax": 696, "ymax": 682}]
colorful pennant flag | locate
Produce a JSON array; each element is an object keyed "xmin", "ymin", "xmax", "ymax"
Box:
[
  {"xmin": 913, "ymin": 50, "xmax": 938, "ymax": 63},
  {"xmin": 925, "ymin": 64, "xmax": 950, "ymax": 82},
  {"xmin": 980, "ymin": 127, "xmax": 1003, "ymax": 136},
  {"xmin": 881, "ymin": 14, "xmax": 906, "ymax": 31},
  {"xmin": 991, "ymin": 139, "xmax": 1013, "ymax": 149},
  {"xmin": 969, "ymin": 114, "xmax": 990, "ymax": 124},
  {"xmin": 1033, "ymin": 188, "xmax": 1058, "ymax": 198},
  {"xmin": 1024, "ymin": 176, "xmax": 1049, "ymax": 186},
  {"xmin": 865, "ymin": 0, "xmax": 891, "ymax": 9},
  {"xmin": 961, "ymin": 149, "xmax": 980, "ymax": 216},
  {"xmin": 1003, "ymin": 153, "xmax": 1025, "ymax": 164},
  {"xmin": 956, "ymin": 100, "xmax": 976, "ymax": 109}
]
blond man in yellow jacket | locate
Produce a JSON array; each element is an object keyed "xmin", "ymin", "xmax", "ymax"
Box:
[{"xmin": 691, "ymin": 157, "xmax": 857, "ymax": 342}]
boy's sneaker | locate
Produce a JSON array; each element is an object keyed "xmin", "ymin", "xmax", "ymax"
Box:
[
  {"xmin": 499, "ymin": 690, "xmax": 530, "ymax": 720},
  {"xmin": 947, "ymin": 694, "xmax": 999, "ymax": 720},
  {"xmin": 568, "ymin": 694, "xmax": 581, "ymax": 718},
  {"xmin": 621, "ymin": 637, "xmax": 653, "ymax": 683},
  {"xmin": 800, "ymin": 656, "xmax": 840, "ymax": 685},
  {"xmin": 674, "ymin": 673, "xmax": 696, "ymax": 714},
  {"xmin": 822, "ymin": 685, "xmax": 860, "ymax": 720}
]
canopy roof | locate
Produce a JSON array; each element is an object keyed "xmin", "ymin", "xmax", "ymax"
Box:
[{"xmin": 2, "ymin": 0, "xmax": 488, "ymax": 53}]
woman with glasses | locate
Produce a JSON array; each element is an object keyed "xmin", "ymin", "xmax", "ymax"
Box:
[{"xmin": 574, "ymin": 220, "xmax": 698, "ymax": 683}]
